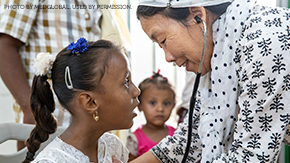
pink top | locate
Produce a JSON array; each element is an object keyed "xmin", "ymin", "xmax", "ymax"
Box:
[{"xmin": 134, "ymin": 125, "xmax": 176, "ymax": 156}]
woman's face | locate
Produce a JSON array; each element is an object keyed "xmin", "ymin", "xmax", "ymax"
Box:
[{"xmin": 140, "ymin": 14, "xmax": 213, "ymax": 75}]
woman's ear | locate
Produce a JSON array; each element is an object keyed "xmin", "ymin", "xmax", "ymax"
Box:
[
  {"xmin": 78, "ymin": 92, "xmax": 99, "ymax": 114},
  {"xmin": 188, "ymin": 6, "xmax": 206, "ymax": 24}
]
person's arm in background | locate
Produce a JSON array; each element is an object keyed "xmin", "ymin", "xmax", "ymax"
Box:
[
  {"xmin": 0, "ymin": 34, "xmax": 34, "ymax": 150},
  {"xmin": 0, "ymin": 34, "xmax": 34, "ymax": 123},
  {"xmin": 0, "ymin": 34, "xmax": 34, "ymax": 124}
]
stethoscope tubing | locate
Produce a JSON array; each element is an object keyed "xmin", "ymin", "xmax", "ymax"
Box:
[{"xmin": 181, "ymin": 20, "xmax": 207, "ymax": 163}]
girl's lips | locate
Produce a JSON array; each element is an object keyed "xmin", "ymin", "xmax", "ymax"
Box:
[
  {"xmin": 132, "ymin": 111, "xmax": 137, "ymax": 118},
  {"xmin": 155, "ymin": 115, "xmax": 164, "ymax": 119}
]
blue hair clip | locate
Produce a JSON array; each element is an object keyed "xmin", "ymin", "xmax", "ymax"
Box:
[{"xmin": 67, "ymin": 37, "xmax": 89, "ymax": 55}]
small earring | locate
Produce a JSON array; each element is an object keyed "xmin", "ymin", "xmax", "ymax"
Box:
[{"xmin": 93, "ymin": 110, "xmax": 99, "ymax": 122}]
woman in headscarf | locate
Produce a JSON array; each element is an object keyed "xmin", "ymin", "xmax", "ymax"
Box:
[{"xmin": 131, "ymin": 0, "xmax": 290, "ymax": 162}]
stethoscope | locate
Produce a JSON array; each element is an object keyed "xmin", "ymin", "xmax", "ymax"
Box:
[{"xmin": 181, "ymin": 16, "xmax": 207, "ymax": 163}]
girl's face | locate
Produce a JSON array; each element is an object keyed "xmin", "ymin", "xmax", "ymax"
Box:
[
  {"xmin": 138, "ymin": 86, "xmax": 175, "ymax": 127},
  {"xmin": 96, "ymin": 52, "xmax": 140, "ymax": 130},
  {"xmin": 140, "ymin": 14, "xmax": 213, "ymax": 76}
]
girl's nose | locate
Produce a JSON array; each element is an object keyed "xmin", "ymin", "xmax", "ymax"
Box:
[
  {"xmin": 132, "ymin": 84, "xmax": 140, "ymax": 98},
  {"xmin": 156, "ymin": 104, "xmax": 164, "ymax": 111}
]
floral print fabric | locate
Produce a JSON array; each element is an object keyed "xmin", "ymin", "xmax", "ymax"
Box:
[{"xmin": 151, "ymin": 0, "xmax": 290, "ymax": 162}]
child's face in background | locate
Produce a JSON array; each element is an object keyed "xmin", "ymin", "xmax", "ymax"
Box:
[
  {"xmin": 138, "ymin": 86, "xmax": 175, "ymax": 127},
  {"xmin": 95, "ymin": 52, "xmax": 140, "ymax": 130}
]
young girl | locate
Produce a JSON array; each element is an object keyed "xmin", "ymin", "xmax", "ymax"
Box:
[
  {"xmin": 126, "ymin": 70, "xmax": 176, "ymax": 161},
  {"xmin": 22, "ymin": 38, "xmax": 140, "ymax": 163}
]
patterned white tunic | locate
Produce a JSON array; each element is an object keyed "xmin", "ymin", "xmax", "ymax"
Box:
[
  {"xmin": 151, "ymin": 0, "xmax": 290, "ymax": 162},
  {"xmin": 32, "ymin": 133, "xmax": 129, "ymax": 163}
]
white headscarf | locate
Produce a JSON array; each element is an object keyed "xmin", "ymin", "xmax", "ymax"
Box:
[{"xmin": 138, "ymin": 0, "xmax": 233, "ymax": 8}]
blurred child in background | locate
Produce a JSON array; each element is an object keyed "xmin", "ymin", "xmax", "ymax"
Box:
[{"xmin": 126, "ymin": 69, "xmax": 176, "ymax": 161}]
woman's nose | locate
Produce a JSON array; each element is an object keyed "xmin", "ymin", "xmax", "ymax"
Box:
[{"xmin": 164, "ymin": 49, "xmax": 176, "ymax": 62}]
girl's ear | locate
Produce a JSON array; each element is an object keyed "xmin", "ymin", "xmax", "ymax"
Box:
[{"xmin": 78, "ymin": 92, "xmax": 99, "ymax": 114}]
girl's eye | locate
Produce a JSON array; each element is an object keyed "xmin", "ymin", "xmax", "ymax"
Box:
[
  {"xmin": 164, "ymin": 102, "xmax": 170, "ymax": 106},
  {"xmin": 150, "ymin": 101, "xmax": 156, "ymax": 105},
  {"xmin": 124, "ymin": 79, "xmax": 129, "ymax": 88}
]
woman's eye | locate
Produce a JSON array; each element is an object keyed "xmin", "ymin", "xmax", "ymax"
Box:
[
  {"xmin": 161, "ymin": 39, "xmax": 166, "ymax": 44},
  {"xmin": 158, "ymin": 39, "xmax": 166, "ymax": 49},
  {"xmin": 124, "ymin": 79, "xmax": 129, "ymax": 88}
]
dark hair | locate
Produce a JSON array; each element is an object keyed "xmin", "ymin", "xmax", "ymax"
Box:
[
  {"xmin": 138, "ymin": 70, "xmax": 175, "ymax": 103},
  {"xmin": 22, "ymin": 40, "xmax": 120, "ymax": 163},
  {"xmin": 136, "ymin": 2, "xmax": 231, "ymax": 26}
]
